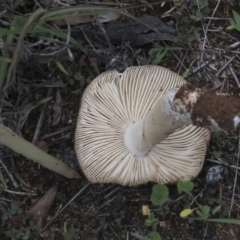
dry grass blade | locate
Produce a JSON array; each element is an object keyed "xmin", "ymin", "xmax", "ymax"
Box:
[{"xmin": 0, "ymin": 126, "xmax": 80, "ymax": 179}]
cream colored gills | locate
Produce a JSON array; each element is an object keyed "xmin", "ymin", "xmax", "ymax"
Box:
[{"xmin": 75, "ymin": 66, "xmax": 240, "ymax": 186}]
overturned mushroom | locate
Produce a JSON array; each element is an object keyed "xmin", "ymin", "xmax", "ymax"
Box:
[{"xmin": 75, "ymin": 66, "xmax": 240, "ymax": 186}]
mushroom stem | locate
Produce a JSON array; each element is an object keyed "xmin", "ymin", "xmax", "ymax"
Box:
[{"xmin": 124, "ymin": 83, "xmax": 240, "ymax": 157}]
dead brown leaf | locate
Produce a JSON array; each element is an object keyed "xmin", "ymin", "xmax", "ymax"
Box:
[{"xmin": 27, "ymin": 185, "xmax": 58, "ymax": 228}]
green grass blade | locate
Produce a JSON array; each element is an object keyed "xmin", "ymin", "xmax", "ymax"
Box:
[{"xmin": 6, "ymin": 7, "xmax": 46, "ymax": 92}]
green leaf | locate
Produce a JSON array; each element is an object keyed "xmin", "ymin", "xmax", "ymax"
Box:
[
  {"xmin": 180, "ymin": 209, "xmax": 194, "ymax": 218},
  {"xmin": 0, "ymin": 56, "xmax": 11, "ymax": 63},
  {"xmin": 10, "ymin": 202, "xmax": 19, "ymax": 212},
  {"xmin": 181, "ymin": 68, "xmax": 190, "ymax": 78},
  {"xmin": 13, "ymin": 0, "xmax": 24, "ymax": 9},
  {"xmin": 191, "ymin": 218, "xmax": 240, "ymax": 225},
  {"xmin": 196, "ymin": 209, "xmax": 203, "ymax": 217},
  {"xmin": 190, "ymin": 15, "xmax": 197, "ymax": 20},
  {"xmin": 150, "ymin": 184, "xmax": 169, "ymax": 206},
  {"xmin": 177, "ymin": 181, "xmax": 194, "ymax": 194},
  {"xmin": 152, "ymin": 49, "xmax": 168, "ymax": 65},
  {"xmin": 55, "ymin": 61, "xmax": 69, "ymax": 75},
  {"xmin": 2, "ymin": 212, "xmax": 10, "ymax": 221},
  {"xmin": 201, "ymin": 205, "xmax": 210, "ymax": 218},
  {"xmin": 87, "ymin": 210, "xmax": 99, "ymax": 217},
  {"xmin": 63, "ymin": 227, "xmax": 76, "ymax": 240},
  {"xmin": 233, "ymin": 10, "xmax": 240, "ymax": 26},
  {"xmin": 212, "ymin": 151, "xmax": 222, "ymax": 158},
  {"xmin": 14, "ymin": 16, "xmax": 27, "ymax": 30},
  {"xmin": 73, "ymin": 71, "xmax": 85, "ymax": 87},
  {"xmin": 213, "ymin": 130, "xmax": 222, "ymax": 139},
  {"xmin": 212, "ymin": 205, "xmax": 221, "ymax": 215},
  {"xmin": 11, "ymin": 157, "xmax": 28, "ymax": 186},
  {"xmin": 130, "ymin": 232, "xmax": 147, "ymax": 240},
  {"xmin": 148, "ymin": 232, "xmax": 162, "ymax": 240},
  {"xmin": 231, "ymin": 23, "xmax": 240, "ymax": 31},
  {"xmin": 145, "ymin": 213, "xmax": 158, "ymax": 227}
]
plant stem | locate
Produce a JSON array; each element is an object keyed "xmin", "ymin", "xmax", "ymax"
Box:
[{"xmin": 0, "ymin": 126, "xmax": 80, "ymax": 179}]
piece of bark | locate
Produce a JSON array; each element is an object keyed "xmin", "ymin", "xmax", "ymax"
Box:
[
  {"xmin": 27, "ymin": 185, "xmax": 58, "ymax": 228},
  {"xmin": 72, "ymin": 15, "xmax": 178, "ymax": 47}
]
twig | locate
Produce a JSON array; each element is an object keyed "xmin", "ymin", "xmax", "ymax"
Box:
[
  {"xmin": 65, "ymin": 22, "xmax": 74, "ymax": 61},
  {"xmin": 202, "ymin": 17, "xmax": 232, "ymax": 20},
  {"xmin": 228, "ymin": 131, "xmax": 240, "ymax": 218},
  {"xmin": 4, "ymin": 189, "xmax": 38, "ymax": 196},
  {"xmin": 95, "ymin": 18, "xmax": 112, "ymax": 50},
  {"xmin": 187, "ymin": 55, "xmax": 216, "ymax": 78},
  {"xmin": 67, "ymin": 48, "xmax": 74, "ymax": 61},
  {"xmin": 40, "ymin": 126, "xmax": 74, "ymax": 140},
  {"xmin": 80, "ymin": 27, "xmax": 97, "ymax": 51},
  {"xmin": 230, "ymin": 41, "xmax": 240, "ymax": 48},
  {"xmin": 41, "ymin": 182, "xmax": 90, "ymax": 231},
  {"xmin": 162, "ymin": 41, "xmax": 187, "ymax": 71},
  {"xmin": 202, "ymin": 222, "xmax": 209, "ymax": 240},
  {"xmin": 216, "ymin": 56, "xmax": 235, "ymax": 77},
  {"xmin": 200, "ymin": 0, "xmax": 220, "ymax": 61},
  {"xmin": 0, "ymin": 157, "xmax": 19, "ymax": 188},
  {"xmin": 206, "ymin": 158, "xmax": 240, "ymax": 171},
  {"xmin": 229, "ymin": 66, "xmax": 240, "ymax": 89},
  {"xmin": 126, "ymin": 231, "xmax": 129, "ymax": 240},
  {"xmin": 0, "ymin": 9, "xmax": 7, "ymax": 17},
  {"xmin": 32, "ymin": 88, "xmax": 53, "ymax": 144}
]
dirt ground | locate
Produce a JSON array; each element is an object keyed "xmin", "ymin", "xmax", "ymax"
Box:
[{"xmin": 1, "ymin": 0, "xmax": 240, "ymax": 239}]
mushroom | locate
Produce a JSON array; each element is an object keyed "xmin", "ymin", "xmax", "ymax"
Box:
[{"xmin": 75, "ymin": 66, "xmax": 240, "ymax": 186}]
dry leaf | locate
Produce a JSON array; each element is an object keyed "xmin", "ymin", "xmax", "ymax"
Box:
[{"xmin": 27, "ymin": 185, "xmax": 58, "ymax": 228}]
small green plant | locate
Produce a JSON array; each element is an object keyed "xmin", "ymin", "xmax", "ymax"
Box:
[
  {"xmin": 172, "ymin": 0, "xmax": 210, "ymax": 41},
  {"xmin": 133, "ymin": 180, "xmax": 240, "ymax": 240},
  {"xmin": 131, "ymin": 230, "xmax": 161, "ymax": 240},
  {"xmin": 227, "ymin": 10, "xmax": 240, "ymax": 31},
  {"xmin": 177, "ymin": 181, "xmax": 240, "ymax": 225},
  {"xmin": 131, "ymin": 212, "xmax": 162, "ymax": 240},
  {"xmin": 63, "ymin": 226, "xmax": 76, "ymax": 240},
  {"xmin": 5, "ymin": 221, "xmax": 40, "ymax": 240},
  {"xmin": 131, "ymin": 184, "xmax": 169, "ymax": 240},
  {"xmin": 2, "ymin": 201, "xmax": 23, "ymax": 222},
  {"xmin": 150, "ymin": 184, "xmax": 169, "ymax": 206},
  {"xmin": 150, "ymin": 46, "xmax": 182, "ymax": 65},
  {"xmin": 99, "ymin": 217, "xmax": 109, "ymax": 231}
]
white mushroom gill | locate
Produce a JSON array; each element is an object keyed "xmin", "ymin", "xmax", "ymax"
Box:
[{"xmin": 75, "ymin": 66, "xmax": 240, "ymax": 186}]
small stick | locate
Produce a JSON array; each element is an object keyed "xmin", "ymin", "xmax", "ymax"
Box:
[
  {"xmin": 41, "ymin": 183, "xmax": 90, "ymax": 231},
  {"xmin": 0, "ymin": 157, "xmax": 19, "ymax": 188},
  {"xmin": 229, "ymin": 66, "xmax": 240, "ymax": 89},
  {"xmin": 216, "ymin": 56, "xmax": 235, "ymax": 77},
  {"xmin": 4, "ymin": 189, "xmax": 38, "ymax": 196},
  {"xmin": 200, "ymin": 0, "xmax": 220, "ymax": 61},
  {"xmin": 32, "ymin": 88, "xmax": 52, "ymax": 144},
  {"xmin": 40, "ymin": 126, "xmax": 74, "ymax": 140},
  {"xmin": 228, "ymin": 131, "xmax": 240, "ymax": 218}
]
